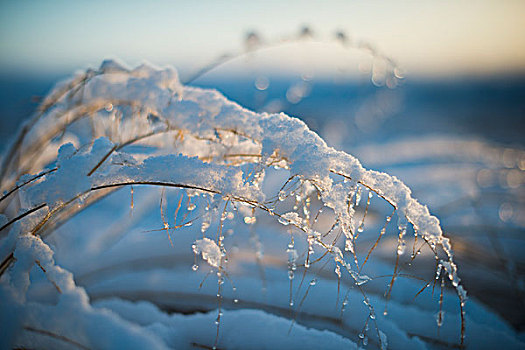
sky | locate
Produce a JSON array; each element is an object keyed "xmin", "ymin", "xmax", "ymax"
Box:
[{"xmin": 1, "ymin": 0, "xmax": 524, "ymax": 78}]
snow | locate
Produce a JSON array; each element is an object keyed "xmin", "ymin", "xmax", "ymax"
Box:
[
  {"xmin": 193, "ymin": 238, "xmax": 222, "ymax": 268},
  {"xmin": 95, "ymin": 299, "xmax": 358, "ymax": 350},
  {"xmin": 0, "ymin": 60, "xmax": 523, "ymax": 349}
]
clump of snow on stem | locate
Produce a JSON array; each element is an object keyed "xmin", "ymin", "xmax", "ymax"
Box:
[{"xmin": 193, "ymin": 238, "xmax": 222, "ymax": 268}]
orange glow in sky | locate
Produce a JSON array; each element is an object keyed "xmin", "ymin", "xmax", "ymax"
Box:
[{"xmin": 1, "ymin": 0, "xmax": 524, "ymax": 77}]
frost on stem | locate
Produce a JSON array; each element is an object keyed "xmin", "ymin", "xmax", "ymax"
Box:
[{"xmin": 0, "ymin": 60, "xmax": 472, "ymax": 349}]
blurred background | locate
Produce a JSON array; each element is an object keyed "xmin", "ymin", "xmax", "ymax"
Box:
[{"xmin": 1, "ymin": 0, "xmax": 524, "ymax": 331}]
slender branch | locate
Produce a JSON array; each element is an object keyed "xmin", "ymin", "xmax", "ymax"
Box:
[
  {"xmin": 87, "ymin": 145, "xmax": 118, "ymax": 176},
  {"xmin": 24, "ymin": 326, "xmax": 90, "ymax": 350},
  {"xmin": 0, "ymin": 203, "xmax": 47, "ymax": 233},
  {"xmin": 0, "ymin": 168, "xmax": 57, "ymax": 206}
]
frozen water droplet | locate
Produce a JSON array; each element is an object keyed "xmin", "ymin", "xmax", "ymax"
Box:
[
  {"xmin": 309, "ymin": 278, "xmax": 317, "ymax": 286},
  {"xmin": 288, "ymin": 270, "xmax": 295, "ymax": 280},
  {"xmin": 363, "ymin": 336, "xmax": 368, "ymax": 346},
  {"xmin": 244, "ymin": 216, "xmax": 256, "ymax": 224},
  {"xmin": 192, "ymin": 264, "xmax": 199, "ymax": 271},
  {"xmin": 335, "ymin": 265, "xmax": 341, "ymax": 278},
  {"xmin": 397, "ymin": 241, "xmax": 406, "ymax": 255},
  {"xmin": 358, "ymin": 333, "xmax": 365, "ymax": 339},
  {"xmin": 345, "ymin": 239, "xmax": 354, "ymax": 253},
  {"xmin": 187, "ymin": 203, "xmax": 196, "ymax": 211},
  {"xmin": 279, "ymin": 217, "xmax": 290, "ymax": 225},
  {"xmin": 355, "ymin": 188, "xmax": 362, "ymax": 206},
  {"xmin": 233, "ymin": 298, "xmax": 239, "ymax": 303},
  {"xmin": 383, "ymin": 310, "xmax": 388, "ymax": 316},
  {"xmin": 435, "ymin": 310, "xmax": 445, "ymax": 327}
]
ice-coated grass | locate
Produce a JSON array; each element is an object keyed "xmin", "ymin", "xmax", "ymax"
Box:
[{"xmin": 0, "ymin": 60, "xmax": 522, "ymax": 349}]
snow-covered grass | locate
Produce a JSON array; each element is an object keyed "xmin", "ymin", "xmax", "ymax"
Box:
[{"xmin": 0, "ymin": 60, "xmax": 523, "ymax": 349}]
